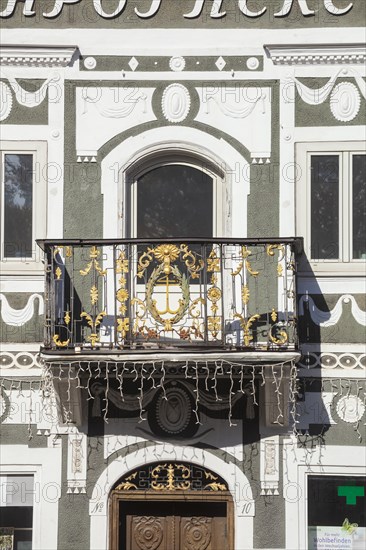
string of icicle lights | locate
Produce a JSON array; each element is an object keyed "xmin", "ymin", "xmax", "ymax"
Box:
[{"xmin": 1, "ymin": 360, "xmax": 365, "ymax": 441}]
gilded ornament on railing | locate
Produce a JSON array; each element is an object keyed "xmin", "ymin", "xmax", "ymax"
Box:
[
  {"xmin": 55, "ymin": 266, "xmax": 62, "ymax": 280},
  {"xmin": 207, "ymin": 274, "xmax": 222, "ymax": 338},
  {"xmin": 53, "ymin": 334, "xmax": 70, "ymax": 347},
  {"xmin": 117, "ymin": 318, "xmax": 130, "ymax": 339},
  {"xmin": 231, "ymin": 245, "xmax": 259, "ymax": 278},
  {"xmin": 146, "ymin": 264, "xmax": 190, "ymax": 328},
  {"xmin": 80, "ymin": 311, "xmax": 106, "ymax": 346},
  {"xmin": 271, "ymin": 309, "xmax": 277, "ymax": 322},
  {"xmin": 234, "ymin": 313, "xmax": 260, "ymax": 347},
  {"xmin": 53, "ymin": 245, "xmax": 72, "ymax": 258},
  {"xmin": 269, "ymin": 324, "xmax": 288, "ymax": 346},
  {"xmin": 80, "ymin": 246, "xmax": 106, "ymax": 276},
  {"xmin": 64, "ymin": 311, "xmax": 71, "ymax": 325},
  {"xmin": 267, "ymin": 244, "xmax": 285, "ymax": 278},
  {"xmin": 242, "ymin": 285, "xmax": 250, "ymax": 305},
  {"xmin": 207, "ymin": 248, "xmax": 220, "ymax": 272},
  {"xmin": 90, "ymin": 285, "xmax": 98, "ymax": 305},
  {"xmin": 151, "ymin": 464, "xmax": 191, "ymax": 491},
  {"xmin": 138, "ymin": 243, "xmax": 204, "ymax": 280}
]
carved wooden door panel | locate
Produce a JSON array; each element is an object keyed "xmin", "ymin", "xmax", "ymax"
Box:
[{"xmin": 122, "ymin": 502, "xmax": 228, "ymax": 550}]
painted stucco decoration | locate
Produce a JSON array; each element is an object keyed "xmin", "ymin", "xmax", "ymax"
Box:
[
  {"xmin": 0, "ymin": 294, "xmax": 44, "ymax": 326},
  {"xmin": 169, "ymin": 56, "xmax": 186, "ymax": 72},
  {"xmin": 330, "ymin": 82, "xmax": 361, "ymax": 121},
  {"xmin": 161, "ymin": 83, "xmax": 191, "ymax": 123},
  {"xmin": 294, "ymin": 70, "xmax": 366, "ymax": 107},
  {"xmin": 335, "ymin": 395, "xmax": 365, "ymax": 423},
  {"xmin": 2, "ymin": 73, "xmax": 60, "ymax": 108},
  {"xmin": 299, "ymin": 352, "xmax": 366, "ymax": 370},
  {"xmin": 0, "ymin": 81, "xmax": 13, "ymax": 121},
  {"xmin": 298, "ymin": 295, "xmax": 366, "ymax": 327},
  {"xmin": 246, "ymin": 57, "xmax": 259, "ymax": 70},
  {"xmin": 84, "ymin": 56, "xmax": 97, "ymax": 70}
]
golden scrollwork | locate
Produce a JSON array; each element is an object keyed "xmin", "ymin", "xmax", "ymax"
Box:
[
  {"xmin": 151, "ymin": 464, "xmax": 191, "ymax": 491},
  {"xmin": 269, "ymin": 324, "xmax": 288, "ymax": 346},
  {"xmin": 80, "ymin": 311, "xmax": 106, "ymax": 346},
  {"xmin": 206, "ymin": 273, "xmax": 222, "ymax": 338},
  {"xmin": 146, "ymin": 264, "xmax": 189, "ymax": 327},
  {"xmin": 80, "ymin": 246, "xmax": 106, "ymax": 277},
  {"xmin": 207, "ymin": 248, "xmax": 220, "ymax": 273},
  {"xmin": 116, "ymin": 481, "xmax": 137, "ymax": 491},
  {"xmin": 267, "ymin": 244, "xmax": 285, "ymax": 278},
  {"xmin": 204, "ymin": 483, "xmax": 227, "ymax": 491},
  {"xmin": 53, "ymin": 334, "xmax": 70, "ymax": 348},
  {"xmin": 117, "ymin": 318, "xmax": 130, "ymax": 339},
  {"xmin": 242, "ymin": 285, "xmax": 250, "ymax": 305},
  {"xmin": 90, "ymin": 285, "xmax": 98, "ymax": 305},
  {"xmin": 180, "ymin": 244, "xmax": 204, "ymax": 279},
  {"xmin": 234, "ymin": 313, "xmax": 260, "ymax": 347},
  {"xmin": 116, "ymin": 250, "xmax": 129, "ymax": 274}
]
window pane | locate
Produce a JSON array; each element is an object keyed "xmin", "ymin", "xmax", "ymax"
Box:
[
  {"xmin": 352, "ymin": 154, "xmax": 366, "ymax": 260},
  {"xmin": 137, "ymin": 165, "xmax": 213, "ymax": 238},
  {"xmin": 311, "ymin": 155, "xmax": 339, "ymax": 259},
  {"xmin": 308, "ymin": 476, "xmax": 366, "ymax": 550},
  {"xmin": 3, "ymin": 154, "xmax": 33, "ymax": 258}
]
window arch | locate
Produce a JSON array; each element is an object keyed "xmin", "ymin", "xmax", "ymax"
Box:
[{"xmin": 125, "ymin": 152, "xmax": 225, "ymax": 239}]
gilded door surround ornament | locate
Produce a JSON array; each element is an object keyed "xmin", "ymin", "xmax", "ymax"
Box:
[{"xmin": 114, "ymin": 463, "xmax": 228, "ymax": 493}]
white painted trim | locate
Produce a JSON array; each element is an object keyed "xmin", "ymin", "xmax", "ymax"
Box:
[
  {"xmin": 265, "ymin": 44, "xmax": 366, "ymax": 65},
  {"xmin": 0, "ymin": 46, "xmax": 77, "ymax": 67},
  {"xmin": 89, "ymin": 444, "xmax": 255, "ymax": 550},
  {"xmin": 300, "ymin": 343, "xmax": 366, "ymax": 353},
  {"xmin": 298, "ymin": 276, "xmax": 366, "ymax": 294},
  {"xmin": 2, "ymin": 29, "xmax": 366, "ymax": 54},
  {"xmin": 0, "ymin": 446, "xmax": 62, "ymax": 550},
  {"xmin": 283, "ymin": 439, "xmax": 366, "ymax": 550},
  {"xmin": 42, "ymin": 351, "xmax": 301, "ymax": 364},
  {"xmin": 0, "ymin": 343, "xmax": 41, "ymax": 352},
  {"xmin": 100, "ymin": 127, "xmax": 250, "ymax": 241},
  {"xmin": 0, "ymin": 278, "xmax": 44, "ymax": 293},
  {"xmin": 298, "ymin": 368, "xmax": 365, "ymax": 378}
]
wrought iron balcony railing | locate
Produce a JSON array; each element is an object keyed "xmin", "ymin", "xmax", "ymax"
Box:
[{"xmin": 37, "ymin": 238, "xmax": 302, "ymax": 356}]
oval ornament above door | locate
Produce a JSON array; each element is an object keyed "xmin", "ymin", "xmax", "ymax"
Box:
[{"xmin": 162, "ymin": 83, "xmax": 191, "ymax": 123}]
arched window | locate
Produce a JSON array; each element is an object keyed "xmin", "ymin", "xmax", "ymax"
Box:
[{"xmin": 126, "ymin": 156, "xmax": 224, "ymax": 238}]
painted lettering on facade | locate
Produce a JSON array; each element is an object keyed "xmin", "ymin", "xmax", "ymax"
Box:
[{"xmin": 0, "ymin": 0, "xmax": 354, "ymax": 19}]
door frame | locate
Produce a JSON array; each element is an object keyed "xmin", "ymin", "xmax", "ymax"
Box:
[{"xmin": 109, "ymin": 490, "xmax": 235, "ymax": 550}]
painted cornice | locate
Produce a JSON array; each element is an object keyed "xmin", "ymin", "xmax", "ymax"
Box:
[
  {"xmin": 265, "ymin": 44, "xmax": 366, "ymax": 65},
  {"xmin": 0, "ymin": 45, "xmax": 78, "ymax": 67}
]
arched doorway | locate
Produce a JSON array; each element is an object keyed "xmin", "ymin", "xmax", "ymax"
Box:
[{"xmin": 109, "ymin": 462, "xmax": 234, "ymax": 549}]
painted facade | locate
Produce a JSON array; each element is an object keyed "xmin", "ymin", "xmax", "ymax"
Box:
[{"xmin": 0, "ymin": 1, "xmax": 365, "ymax": 549}]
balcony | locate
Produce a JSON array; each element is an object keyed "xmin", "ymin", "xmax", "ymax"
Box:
[{"xmin": 38, "ymin": 238, "xmax": 302, "ymax": 362}]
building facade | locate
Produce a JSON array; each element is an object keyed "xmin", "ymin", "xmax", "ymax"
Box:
[{"xmin": 0, "ymin": 1, "xmax": 365, "ymax": 549}]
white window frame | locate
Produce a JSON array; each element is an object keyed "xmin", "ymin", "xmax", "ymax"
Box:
[
  {"xmin": 296, "ymin": 141, "xmax": 366, "ymax": 275},
  {"xmin": 0, "ymin": 141, "xmax": 47, "ymax": 274},
  {"xmin": 126, "ymin": 154, "xmax": 225, "ymax": 238}
]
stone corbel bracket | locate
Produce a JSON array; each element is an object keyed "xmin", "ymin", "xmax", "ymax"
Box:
[
  {"xmin": 0, "ymin": 45, "xmax": 78, "ymax": 67},
  {"xmin": 264, "ymin": 44, "xmax": 366, "ymax": 65}
]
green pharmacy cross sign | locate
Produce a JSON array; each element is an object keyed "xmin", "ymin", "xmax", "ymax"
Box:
[{"xmin": 338, "ymin": 486, "xmax": 365, "ymax": 505}]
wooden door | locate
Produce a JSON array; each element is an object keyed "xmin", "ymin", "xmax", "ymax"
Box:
[{"xmin": 122, "ymin": 501, "xmax": 228, "ymax": 550}]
